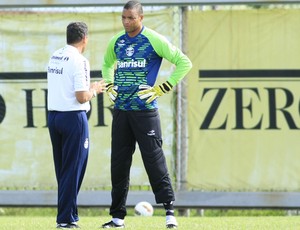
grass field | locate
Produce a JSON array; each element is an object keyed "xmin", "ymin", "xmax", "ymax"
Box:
[
  {"xmin": 1, "ymin": 216, "xmax": 300, "ymax": 230},
  {"xmin": 0, "ymin": 208, "xmax": 299, "ymax": 229}
]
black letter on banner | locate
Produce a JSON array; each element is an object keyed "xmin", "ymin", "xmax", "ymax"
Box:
[
  {"xmin": 23, "ymin": 89, "xmax": 46, "ymax": 128},
  {"xmin": 233, "ymin": 88, "xmax": 262, "ymax": 130},
  {"xmin": 266, "ymin": 87, "xmax": 299, "ymax": 130},
  {"xmin": 41, "ymin": 88, "xmax": 48, "ymax": 127},
  {"xmin": 94, "ymin": 93, "xmax": 107, "ymax": 127},
  {"xmin": 200, "ymin": 88, "xmax": 227, "ymax": 130},
  {"xmin": 0, "ymin": 95, "xmax": 5, "ymax": 124}
]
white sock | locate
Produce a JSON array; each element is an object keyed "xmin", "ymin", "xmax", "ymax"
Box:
[
  {"xmin": 166, "ymin": 215, "xmax": 178, "ymax": 226},
  {"xmin": 112, "ymin": 218, "xmax": 124, "ymax": 225}
]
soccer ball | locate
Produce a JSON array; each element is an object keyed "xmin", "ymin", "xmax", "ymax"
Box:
[{"xmin": 134, "ymin": 201, "xmax": 154, "ymax": 217}]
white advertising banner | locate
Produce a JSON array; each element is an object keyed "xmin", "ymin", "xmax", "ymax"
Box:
[{"xmin": 0, "ymin": 8, "xmax": 176, "ymax": 189}]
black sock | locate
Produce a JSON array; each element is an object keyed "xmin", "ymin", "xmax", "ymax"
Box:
[
  {"xmin": 163, "ymin": 201, "xmax": 174, "ymax": 216},
  {"xmin": 166, "ymin": 209, "xmax": 174, "ymax": 216}
]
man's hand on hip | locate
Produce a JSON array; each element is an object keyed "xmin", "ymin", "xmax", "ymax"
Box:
[{"xmin": 138, "ymin": 81, "xmax": 173, "ymax": 104}]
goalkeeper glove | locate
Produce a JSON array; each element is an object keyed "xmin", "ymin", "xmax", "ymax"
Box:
[
  {"xmin": 138, "ymin": 81, "xmax": 173, "ymax": 104},
  {"xmin": 106, "ymin": 83, "xmax": 118, "ymax": 104}
]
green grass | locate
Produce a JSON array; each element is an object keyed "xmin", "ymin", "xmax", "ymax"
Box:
[
  {"xmin": 0, "ymin": 207, "xmax": 287, "ymax": 217},
  {"xmin": 0, "ymin": 207, "xmax": 297, "ymax": 229},
  {"xmin": 1, "ymin": 216, "xmax": 300, "ymax": 230}
]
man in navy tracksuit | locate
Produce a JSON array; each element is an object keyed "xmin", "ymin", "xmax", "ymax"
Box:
[{"xmin": 47, "ymin": 22, "xmax": 105, "ymax": 229}]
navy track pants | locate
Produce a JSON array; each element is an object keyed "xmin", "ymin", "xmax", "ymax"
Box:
[{"xmin": 48, "ymin": 111, "xmax": 89, "ymax": 224}]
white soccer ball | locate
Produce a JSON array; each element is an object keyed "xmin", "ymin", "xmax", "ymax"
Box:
[{"xmin": 134, "ymin": 201, "xmax": 154, "ymax": 217}]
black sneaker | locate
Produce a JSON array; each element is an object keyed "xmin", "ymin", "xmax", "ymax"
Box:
[
  {"xmin": 166, "ymin": 223, "xmax": 177, "ymax": 229},
  {"xmin": 56, "ymin": 223, "xmax": 80, "ymax": 229},
  {"xmin": 101, "ymin": 220, "xmax": 125, "ymax": 228}
]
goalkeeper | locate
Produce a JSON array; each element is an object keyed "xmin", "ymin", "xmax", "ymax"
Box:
[{"xmin": 101, "ymin": 1, "xmax": 192, "ymax": 229}]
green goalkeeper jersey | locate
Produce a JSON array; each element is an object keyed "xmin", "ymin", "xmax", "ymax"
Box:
[{"xmin": 102, "ymin": 26, "xmax": 192, "ymax": 111}]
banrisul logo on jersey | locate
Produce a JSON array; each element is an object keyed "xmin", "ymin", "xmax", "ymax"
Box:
[
  {"xmin": 47, "ymin": 67, "xmax": 63, "ymax": 75},
  {"xmin": 117, "ymin": 59, "xmax": 146, "ymax": 69}
]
